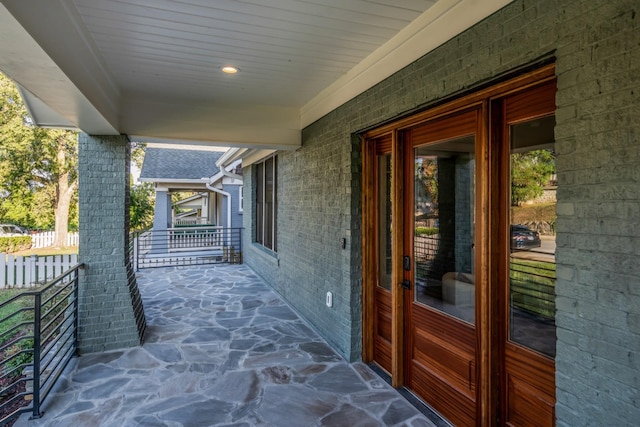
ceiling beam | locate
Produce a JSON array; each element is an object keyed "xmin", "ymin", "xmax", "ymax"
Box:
[{"xmin": 124, "ymin": 96, "xmax": 301, "ymax": 149}]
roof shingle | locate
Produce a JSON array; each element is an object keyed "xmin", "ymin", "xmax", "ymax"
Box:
[{"xmin": 140, "ymin": 148, "xmax": 223, "ymax": 181}]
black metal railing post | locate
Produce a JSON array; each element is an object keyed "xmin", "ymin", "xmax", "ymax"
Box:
[
  {"xmin": 73, "ymin": 268, "xmax": 80, "ymax": 356},
  {"xmin": 134, "ymin": 232, "xmax": 139, "ymax": 272},
  {"xmin": 31, "ymin": 292, "xmax": 42, "ymax": 419}
]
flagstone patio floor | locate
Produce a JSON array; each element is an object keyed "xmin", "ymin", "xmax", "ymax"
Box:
[{"xmin": 16, "ymin": 264, "xmax": 439, "ymax": 427}]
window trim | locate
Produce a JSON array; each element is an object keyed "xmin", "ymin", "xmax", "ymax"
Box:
[{"xmin": 254, "ymin": 155, "xmax": 277, "ymax": 252}]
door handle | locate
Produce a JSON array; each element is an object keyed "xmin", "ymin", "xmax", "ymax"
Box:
[{"xmin": 401, "ymin": 280, "xmax": 411, "ymax": 290}]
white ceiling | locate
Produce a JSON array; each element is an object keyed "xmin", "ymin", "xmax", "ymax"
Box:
[
  {"xmin": 75, "ymin": 0, "xmax": 433, "ymax": 106},
  {"xmin": 0, "ymin": 0, "xmax": 512, "ymax": 149}
]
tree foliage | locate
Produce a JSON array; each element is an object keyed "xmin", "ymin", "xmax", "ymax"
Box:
[
  {"xmin": 415, "ymin": 156, "xmax": 438, "ymax": 217},
  {"xmin": 131, "ymin": 141, "xmax": 146, "ymax": 170},
  {"xmin": 0, "ymin": 72, "xmax": 78, "ymax": 243},
  {"xmin": 511, "ymin": 149, "xmax": 555, "ymax": 206},
  {"xmin": 130, "ymin": 181, "xmax": 155, "ymax": 231}
]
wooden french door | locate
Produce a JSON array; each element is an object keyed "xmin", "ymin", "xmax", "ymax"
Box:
[
  {"xmin": 363, "ymin": 65, "xmax": 557, "ymax": 427},
  {"xmin": 403, "ymin": 107, "xmax": 482, "ymax": 427}
]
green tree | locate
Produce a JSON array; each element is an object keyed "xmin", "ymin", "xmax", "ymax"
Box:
[
  {"xmin": 415, "ymin": 156, "xmax": 438, "ymax": 217},
  {"xmin": 129, "ymin": 142, "xmax": 155, "ymax": 231},
  {"xmin": 131, "ymin": 141, "xmax": 146, "ymax": 170},
  {"xmin": 0, "ymin": 72, "xmax": 78, "ymax": 246},
  {"xmin": 130, "ymin": 181, "xmax": 154, "ymax": 231},
  {"xmin": 511, "ymin": 149, "xmax": 555, "ymax": 206}
]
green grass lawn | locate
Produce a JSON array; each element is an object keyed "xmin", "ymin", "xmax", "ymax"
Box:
[
  {"xmin": 1, "ymin": 246, "xmax": 78, "ymax": 340},
  {"xmin": 10, "ymin": 246, "xmax": 78, "ymax": 257},
  {"xmin": 0, "ymin": 289, "xmax": 33, "ymax": 345}
]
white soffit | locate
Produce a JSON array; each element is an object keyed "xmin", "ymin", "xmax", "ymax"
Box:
[
  {"xmin": 0, "ymin": 3, "xmax": 118, "ymax": 134},
  {"xmin": 301, "ymin": 0, "xmax": 514, "ymax": 127},
  {"xmin": 16, "ymin": 85, "xmax": 77, "ymax": 130}
]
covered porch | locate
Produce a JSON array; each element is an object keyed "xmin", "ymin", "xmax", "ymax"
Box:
[{"xmin": 16, "ymin": 264, "xmax": 437, "ymax": 427}]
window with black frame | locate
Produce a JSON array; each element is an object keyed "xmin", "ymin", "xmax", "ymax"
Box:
[{"xmin": 255, "ymin": 156, "xmax": 277, "ymax": 251}]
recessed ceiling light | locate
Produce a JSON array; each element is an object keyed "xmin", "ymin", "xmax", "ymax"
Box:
[{"xmin": 221, "ymin": 66, "xmax": 239, "ymax": 74}]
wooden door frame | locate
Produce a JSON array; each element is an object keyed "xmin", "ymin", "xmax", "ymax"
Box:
[
  {"xmin": 361, "ymin": 64, "xmax": 556, "ymax": 426},
  {"xmin": 361, "ymin": 130, "xmax": 405, "ymax": 387},
  {"xmin": 361, "ymin": 133, "xmax": 375, "ymax": 363},
  {"xmin": 496, "ymin": 79, "xmax": 558, "ymax": 427},
  {"xmin": 390, "ymin": 130, "xmax": 405, "ymax": 386}
]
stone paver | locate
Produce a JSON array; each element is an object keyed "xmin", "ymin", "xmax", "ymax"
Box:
[{"xmin": 17, "ymin": 265, "xmax": 437, "ymax": 427}]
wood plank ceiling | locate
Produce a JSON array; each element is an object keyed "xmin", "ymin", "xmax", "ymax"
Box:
[
  {"xmin": 73, "ymin": 0, "xmax": 435, "ymax": 107},
  {"xmin": 0, "ymin": 0, "xmax": 513, "ymax": 147}
]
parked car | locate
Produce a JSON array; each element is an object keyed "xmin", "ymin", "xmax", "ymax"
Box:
[
  {"xmin": 510, "ymin": 224, "xmax": 541, "ymax": 250},
  {"xmin": 0, "ymin": 224, "xmax": 27, "ymax": 237}
]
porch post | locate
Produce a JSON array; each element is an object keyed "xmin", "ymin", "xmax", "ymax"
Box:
[
  {"xmin": 77, "ymin": 133, "xmax": 145, "ymax": 353},
  {"xmin": 151, "ymin": 189, "xmax": 171, "ymax": 253},
  {"xmin": 153, "ymin": 189, "xmax": 172, "ymax": 229}
]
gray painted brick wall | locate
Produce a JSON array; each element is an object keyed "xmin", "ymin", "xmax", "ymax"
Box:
[
  {"xmin": 78, "ymin": 134, "xmax": 144, "ymax": 354},
  {"xmin": 553, "ymin": 1, "xmax": 640, "ymax": 425},
  {"xmin": 243, "ymin": 0, "xmax": 639, "ymax": 424}
]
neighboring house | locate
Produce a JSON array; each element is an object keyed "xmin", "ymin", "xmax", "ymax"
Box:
[
  {"xmin": 138, "ymin": 146, "xmax": 243, "ymax": 231},
  {"xmin": 172, "ymin": 193, "xmax": 209, "ymax": 225},
  {"xmin": 1, "ymin": 1, "xmax": 638, "ymax": 426}
]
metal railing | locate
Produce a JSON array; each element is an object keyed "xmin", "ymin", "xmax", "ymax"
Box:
[
  {"xmin": 132, "ymin": 227, "xmax": 243, "ymax": 269},
  {"xmin": 125, "ymin": 234, "xmax": 147, "ymax": 344},
  {"xmin": 0, "ymin": 264, "xmax": 82, "ymax": 424}
]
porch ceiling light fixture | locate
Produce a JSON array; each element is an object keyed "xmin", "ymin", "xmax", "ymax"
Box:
[{"xmin": 221, "ymin": 66, "xmax": 239, "ymax": 74}]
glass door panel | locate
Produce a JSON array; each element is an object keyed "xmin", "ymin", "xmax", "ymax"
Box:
[
  {"xmin": 413, "ymin": 136, "xmax": 475, "ymax": 324},
  {"xmin": 371, "ymin": 137, "xmax": 393, "ymax": 374},
  {"xmin": 509, "ymin": 115, "xmax": 556, "ymax": 358},
  {"xmin": 377, "ymin": 154, "xmax": 392, "ymax": 290}
]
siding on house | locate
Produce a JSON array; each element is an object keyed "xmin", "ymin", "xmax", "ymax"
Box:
[
  {"xmin": 222, "ymin": 183, "xmax": 243, "ymax": 229},
  {"xmin": 242, "ymin": 0, "xmax": 640, "ymax": 425}
]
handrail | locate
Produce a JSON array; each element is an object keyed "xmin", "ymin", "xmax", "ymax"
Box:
[
  {"xmin": 132, "ymin": 227, "xmax": 243, "ymax": 269},
  {"xmin": 0, "ymin": 263, "xmax": 83, "ymax": 424}
]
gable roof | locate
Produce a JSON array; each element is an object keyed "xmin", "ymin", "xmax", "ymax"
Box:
[{"xmin": 140, "ymin": 148, "xmax": 223, "ymax": 181}]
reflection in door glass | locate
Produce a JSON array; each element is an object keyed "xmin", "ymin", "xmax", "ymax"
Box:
[
  {"xmin": 414, "ymin": 136, "xmax": 475, "ymax": 324},
  {"xmin": 509, "ymin": 115, "xmax": 556, "ymax": 358},
  {"xmin": 377, "ymin": 154, "xmax": 392, "ymax": 290}
]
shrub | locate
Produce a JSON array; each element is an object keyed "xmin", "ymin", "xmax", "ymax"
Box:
[
  {"xmin": 415, "ymin": 227, "xmax": 438, "ymax": 236},
  {"xmin": 0, "ymin": 236, "xmax": 31, "ymax": 253}
]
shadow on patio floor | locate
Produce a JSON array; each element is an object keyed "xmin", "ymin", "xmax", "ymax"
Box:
[{"xmin": 17, "ymin": 264, "xmax": 437, "ymax": 427}]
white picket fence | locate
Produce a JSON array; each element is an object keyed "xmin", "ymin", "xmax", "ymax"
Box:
[
  {"xmin": 31, "ymin": 231, "xmax": 79, "ymax": 249},
  {"xmin": 0, "ymin": 253, "xmax": 78, "ymax": 288}
]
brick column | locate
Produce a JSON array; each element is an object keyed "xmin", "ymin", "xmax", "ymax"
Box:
[{"xmin": 77, "ymin": 133, "xmax": 145, "ymax": 354}]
